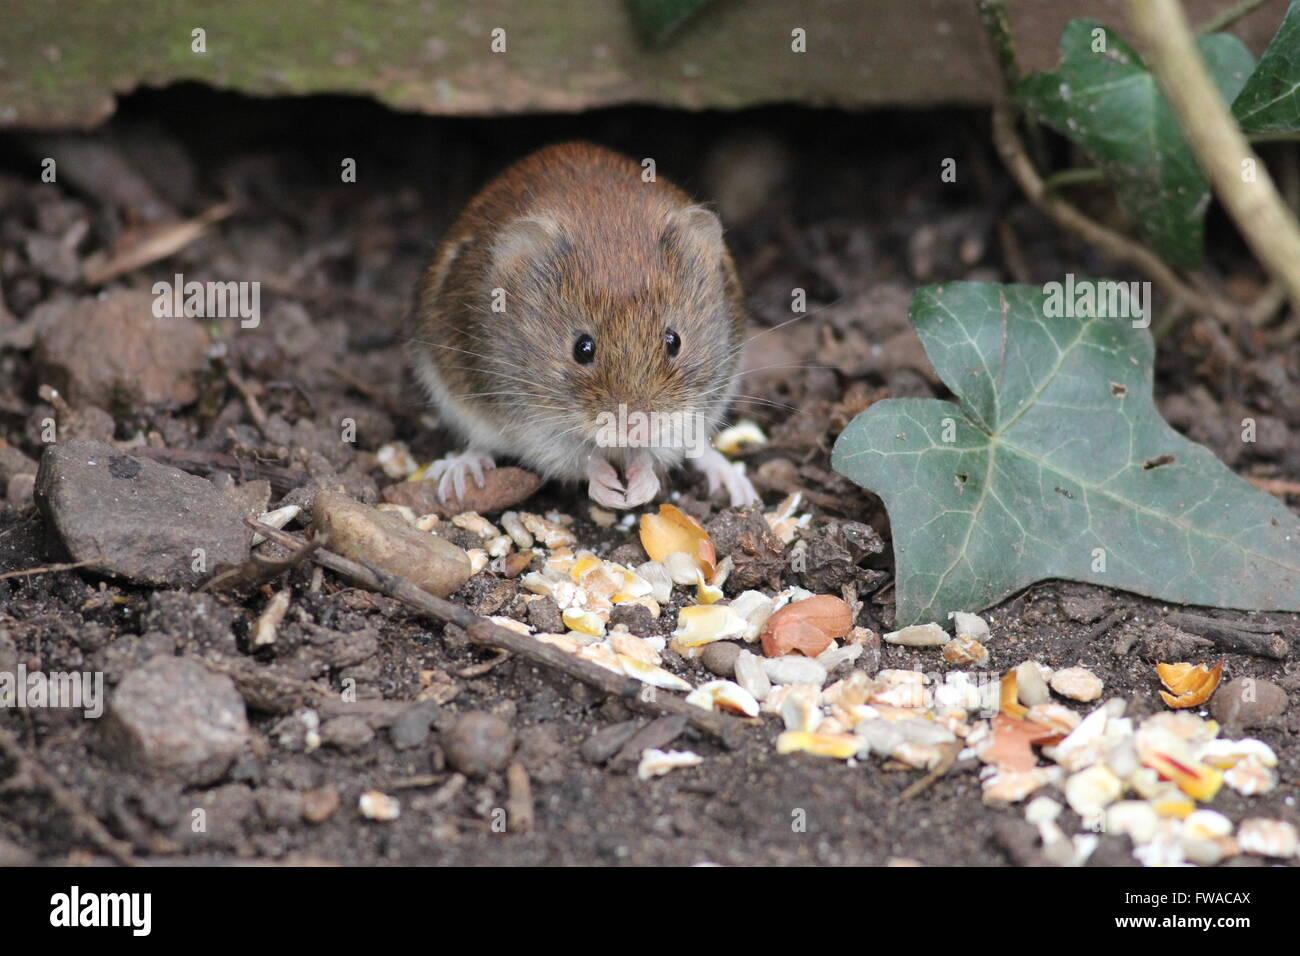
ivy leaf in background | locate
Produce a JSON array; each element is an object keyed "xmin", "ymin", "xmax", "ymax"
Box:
[
  {"xmin": 626, "ymin": 0, "xmax": 715, "ymax": 45},
  {"xmin": 831, "ymin": 282, "xmax": 1300, "ymax": 627},
  {"xmin": 1233, "ymin": 0, "xmax": 1300, "ymax": 132},
  {"xmin": 1016, "ymin": 20, "xmax": 1254, "ymax": 270}
]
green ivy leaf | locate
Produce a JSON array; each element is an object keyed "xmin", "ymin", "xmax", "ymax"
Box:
[
  {"xmin": 625, "ymin": 0, "xmax": 715, "ymax": 45},
  {"xmin": 831, "ymin": 281, "xmax": 1300, "ymax": 627},
  {"xmin": 1234, "ymin": 0, "xmax": 1300, "ymax": 132},
  {"xmin": 1016, "ymin": 19, "xmax": 1254, "ymax": 270}
]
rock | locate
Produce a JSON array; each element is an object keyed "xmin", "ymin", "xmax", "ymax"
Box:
[
  {"xmin": 797, "ymin": 521, "xmax": 883, "ymax": 591},
  {"xmin": 33, "ymin": 291, "xmax": 210, "ymax": 409},
  {"xmin": 1212, "ymin": 677, "xmax": 1288, "ymax": 726},
  {"xmin": 0, "ymin": 440, "xmax": 37, "ymax": 490},
  {"xmin": 35, "ymin": 439, "xmax": 251, "ymax": 587},
  {"xmin": 705, "ymin": 509, "xmax": 786, "ymax": 592},
  {"xmin": 389, "ymin": 701, "xmax": 440, "ymax": 750},
  {"xmin": 102, "ymin": 655, "xmax": 248, "ymax": 785},
  {"xmin": 526, "ymin": 596, "xmax": 565, "ymax": 635},
  {"xmin": 701, "ymin": 640, "xmax": 742, "ymax": 677},
  {"xmin": 313, "ymin": 489, "xmax": 471, "ymax": 598},
  {"xmin": 580, "ymin": 719, "xmax": 644, "ymax": 764},
  {"xmin": 608, "ymin": 601, "xmax": 654, "ymax": 635},
  {"xmin": 382, "ymin": 467, "xmax": 542, "ymax": 517},
  {"xmin": 301, "ymin": 786, "xmax": 340, "ymax": 824},
  {"xmin": 615, "ymin": 715, "xmax": 688, "ymax": 763},
  {"xmin": 222, "ymin": 479, "xmax": 272, "ymax": 519},
  {"xmin": 319, "ymin": 714, "xmax": 375, "ymax": 751},
  {"xmin": 5, "ymin": 473, "xmax": 35, "ymax": 506},
  {"xmin": 440, "ymin": 711, "xmax": 516, "ymax": 776}
]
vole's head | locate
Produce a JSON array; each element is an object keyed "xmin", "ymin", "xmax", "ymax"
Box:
[{"xmin": 480, "ymin": 203, "xmax": 746, "ymax": 474}]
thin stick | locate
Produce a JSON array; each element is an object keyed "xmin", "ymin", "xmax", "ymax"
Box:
[
  {"xmin": 250, "ymin": 523, "xmax": 744, "ymax": 748},
  {"xmin": 975, "ymin": 0, "xmax": 1236, "ymax": 320},
  {"xmin": 899, "ymin": 739, "xmax": 964, "ymax": 801},
  {"xmin": 1196, "ymin": 0, "xmax": 1275, "ymax": 34},
  {"xmin": 0, "ymin": 561, "xmax": 92, "ymax": 582},
  {"xmin": 0, "ymin": 724, "xmax": 135, "ymax": 866},
  {"xmin": 1127, "ymin": 0, "xmax": 1300, "ymax": 314}
]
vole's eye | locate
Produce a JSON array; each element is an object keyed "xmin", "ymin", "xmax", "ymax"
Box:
[
  {"xmin": 665, "ymin": 327, "xmax": 681, "ymax": 357},
  {"xmin": 573, "ymin": 333, "xmax": 596, "ymax": 364}
]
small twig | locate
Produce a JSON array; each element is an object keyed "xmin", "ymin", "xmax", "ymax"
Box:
[
  {"xmin": 81, "ymin": 202, "xmax": 235, "ymax": 286},
  {"xmin": 506, "ymin": 761, "xmax": 534, "ymax": 833},
  {"xmin": 456, "ymin": 650, "xmax": 511, "ymax": 679},
  {"xmin": 0, "ymin": 723, "xmax": 135, "ymax": 866},
  {"xmin": 1066, "ymin": 607, "xmax": 1129, "ymax": 655},
  {"xmin": 1128, "ymin": 0, "xmax": 1300, "ymax": 314},
  {"xmin": 1196, "ymin": 0, "xmax": 1275, "ymax": 35},
  {"xmin": 1163, "ymin": 611, "xmax": 1289, "ymax": 659},
  {"xmin": 0, "ymin": 561, "xmax": 92, "ymax": 582},
  {"xmin": 251, "ymin": 523, "xmax": 744, "ymax": 748},
  {"xmin": 976, "ymin": 0, "xmax": 1237, "ymax": 321},
  {"xmin": 225, "ymin": 367, "xmax": 271, "ymax": 438},
  {"xmin": 899, "ymin": 739, "xmax": 964, "ymax": 801},
  {"xmin": 201, "ymin": 520, "xmax": 320, "ymax": 592}
]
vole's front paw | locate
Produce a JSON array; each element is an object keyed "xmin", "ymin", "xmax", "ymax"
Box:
[
  {"xmin": 425, "ymin": 449, "xmax": 496, "ymax": 504},
  {"xmin": 622, "ymin": 455, "xmax": 661, "ymax": 508},
  {"xmin": 586, "ymin": 455, "xmax": 628, "ymax": 509},
  {"xmin": 693, "ymin": 447, "xmax": 759, "ymax": 508}
]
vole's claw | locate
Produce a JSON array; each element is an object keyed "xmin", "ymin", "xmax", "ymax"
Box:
[
  {"xmin": 693, "ymin": 447, "xmax": 760, "ymax": 508},
  {"xmin": 426, "ymin": 450, "xmax": 496, "ymax": 504}
]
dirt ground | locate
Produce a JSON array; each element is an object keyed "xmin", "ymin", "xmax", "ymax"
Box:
[{"xmin": 0, "ymin": 91, "xmax": 1297, "ymax": 866}]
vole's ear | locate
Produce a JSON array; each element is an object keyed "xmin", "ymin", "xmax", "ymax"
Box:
[
  {"xmin": 662, "ymin": 205, "xmax": 724, "ymax": 261},
  {"xmin": 490, "ymin": 216, "xmax": 567, "ymax": 277}
]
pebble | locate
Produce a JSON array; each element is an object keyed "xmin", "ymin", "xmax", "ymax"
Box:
[
  {"xmin": 701, "ymin": 641, "xmax": 742, "ymax": 677},
  {"xmin": 441, "ymin": 711, "xmax": 516, "ymax": 776},
  {"xmin": 1211, "ymin": 677, "xmax": 1288, "ymax": 726},
  {"xmin": 389, "ymin": 701, "xmax": 440, "ymax": 750},
  {"xmin": 581, "ymin": 720, "xmax": 644, "ymax": 764},
  {"xmin": 102, "ymin": 655, "xmax": 248, "ymax": 785},
  {"xmin": 33, "ymin": 291, "xmax": 210, "ymax": 409},
  {"xmin": 35, "ymin": 439, "xmax": 251, "ymax": 587},
  {"xmin": 301, "ymin": 786, "xmax": 341, "ymax": 824},
  {"xmin": 319, "ymin": 715, "xmax": 375, "ymax": 752},
  {"xmin": 314, "ymin": 490, "xmax": 472, "ymax": 598}
]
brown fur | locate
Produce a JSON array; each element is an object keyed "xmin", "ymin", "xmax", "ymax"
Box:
[{"xmin": 410, "ymin": 142, "xmax": 747, "ymax": 479}]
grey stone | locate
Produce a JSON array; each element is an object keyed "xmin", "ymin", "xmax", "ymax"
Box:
[
  {"xmin": 103, "ymin": 655, "xmax": 248, "ymax": 785},
  {"xmin": 35, "ymin": 439, "xmax": 250, "ymax": 587},
  {"xmin": 441, "ymin": 711, "xmax": 516, "ymax": 776}
]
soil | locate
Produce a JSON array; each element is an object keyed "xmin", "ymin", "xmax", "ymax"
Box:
[{"xmin": 0, "ymin": 89, "xmax": 1296, "ymax": 866}]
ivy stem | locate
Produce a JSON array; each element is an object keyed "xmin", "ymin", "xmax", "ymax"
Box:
[
  {"xmin": 1042, "ymin": 167, "xmax": 1105, "ymax": 192},
  {"xmin": 1196, "ymin": 0, "xmax": 1276, "ymax": 35},
  {"xmin": 974, "ymin": 0, "xmax": 1237, "ymax": 322},
  {"xmin": 1127, "ymin": 0, "xmax": 1300, "ymax": 315}
]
